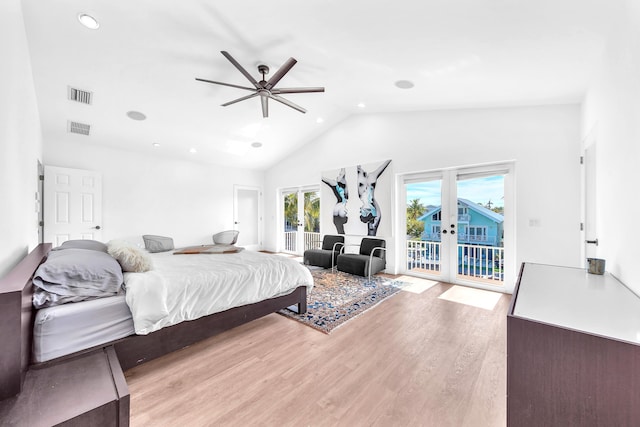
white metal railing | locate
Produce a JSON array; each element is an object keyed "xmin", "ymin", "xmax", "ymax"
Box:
[
  {"xmin": 457, "ymin": 234, "xmax": 497, "ymax": 245},
  {"xmin": 284, "ymin": 231, "xmax": 297, "ymax": 252},
  {"xmin": 406, "ymin": 240, "xmax": 504, "ymax": 283},
  {"xmin": 305, "ymin": 232, "xmax": 322, "ymax": 250},
  {"xmin": 406, "ymin": 240, "xmax": 441, "ymax": 272},
  {"xmin": 422, "ymin": 233, "xmax": 497, "ymax": 246},
  {"xmin": 284, "ymin": 231, "xmax": 322, "ymax": 253},
  {"xmin": 457, "ymin": 243, "xmax": 504, "ymax": 282}
]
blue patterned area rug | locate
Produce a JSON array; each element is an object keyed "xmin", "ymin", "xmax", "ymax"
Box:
[{"xmin": 278, "ymin": 269, "xmax": 406, "ymax": 334}]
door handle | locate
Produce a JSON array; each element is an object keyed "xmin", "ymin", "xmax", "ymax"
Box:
[
  {"xmin": 93, "ymin": 225, "xmax": 101, "ymax": 230},
  {"xmin": 585, "ymin": 239, "xmax": 598, "ymax": 246},
  {"xmin": 442, "ymin": 230, "xmax": 448, "ymax": 234},
  {"xmin": 450, "ymin": 230, "xmax": 456, "ymax": 235}
]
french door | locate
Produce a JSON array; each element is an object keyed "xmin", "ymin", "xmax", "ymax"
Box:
[
  {"xmin": 281, "ymin": 187, "xmax": 320, "ymax": 255},
  {"xmin": 401, "ymin": 163, "xmax": 514, "ymax": 290}
]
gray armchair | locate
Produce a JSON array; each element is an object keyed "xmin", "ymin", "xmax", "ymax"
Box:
[
  {"xmin": 336, "ymin": 238, "xmax": 386, "ymax": 279},
  {"xmin": 303, "ymin": 235, "xmax": 345, "ymax": 270}
]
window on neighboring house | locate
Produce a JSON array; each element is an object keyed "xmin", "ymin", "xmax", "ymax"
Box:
[
  {"xmin": 458, "ymin": 206, "xmax": 468, "ymax": 215},
  {"xmin": 468, "ymin": 226, "xmax": 487, "ymax": 241},
  {"xmin": 432, "ymin": 211, "xmax": 441, "ymax": 221},
  {"xmin": 432, "ymin": 225, "xmax": 441, "ymax": 236}
]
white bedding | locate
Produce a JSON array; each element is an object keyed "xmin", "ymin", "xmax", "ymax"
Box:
[{"xmin": 124, "ymin": 250, "xmax": 313, "ymax": 335}]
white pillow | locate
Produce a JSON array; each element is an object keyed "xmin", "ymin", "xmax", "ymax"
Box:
[{"xmin": 107, "ymin": 240, "xmax": 153, "ymax": 273}]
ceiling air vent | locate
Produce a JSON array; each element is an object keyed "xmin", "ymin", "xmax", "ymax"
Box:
[
  {"xmin": 67, "ymin": 120, "xmax": 91, "ymax": 136},
  {"xmin": 67, "ymin": 86, "xmax": 93, "ymax": 105}
]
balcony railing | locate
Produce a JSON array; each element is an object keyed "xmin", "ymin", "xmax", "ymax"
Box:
[
  {"xmin": 407, "ymin": 240, "xmax": 441, "ymax": 272},
  {"xmin": 421, "ymin": 233, "xmax": 498, "ymax": 246},
  {"xmin": 457, "ymin": 243, "xmax": 504, "ymax": 283},
  {"xmin": 283, "ymin": 231, "xmax": 321, "ymax": 253},
  {"xmin": 406, "ymin": 240, "xmax": 504, "ymax": 283}
]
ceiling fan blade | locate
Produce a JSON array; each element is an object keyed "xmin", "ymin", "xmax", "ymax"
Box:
[
  {"xmin": 221, "ymin": 92, "xmax": 259, "ymax": 107},
  {"xmin": 265, "ymin": 57, "xmax": 297, "ymax": 90},
  {"xmin": 271, "ymin": 87, "xmax": 325, "ymax": 94},
  {"xmin": 269, "ymin": 94, "xmax": 307, "ymax": 114},
  {"xmin": 261, "ymin": 95, "xmax": 269, "ymax": 118},
  {"xmin": 221, "ymin": 51, "xmax": 260, "ymax": 89},
  {"xmin": 195, "ymin": 78, "xmax": 255, "ymax": 92}
]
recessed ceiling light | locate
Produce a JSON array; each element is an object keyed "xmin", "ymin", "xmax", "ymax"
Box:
[
  {"xmin": 316, "ymin": 117, "xmax": 324, "ymax": 124},
  {"xmin": 78, "ymin": 13, "xmax": 99, "ymax": 30},
  {"xmin": 189, "ymin": 148, "xmax": 197, "ymax": 153},
  {"xmin": 152, "ymin": 143, "xmax": 160, "ymax": 147},
  {"xmin": 251, "ymin": 142, "xmax": 263, "ymax": 148},
  {"xmin": 357, "ymin": 102, "xmax": 366, "ymax": 108},
  {"xmin": 126, "ymin": 111, "xmax": 146, "ymax": 121},
  {"xmin": 395, "ymin": 80, "xmax": 415, "ymax": 89}
]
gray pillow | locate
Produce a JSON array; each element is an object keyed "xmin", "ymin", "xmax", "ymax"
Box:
[
  {"xmin": 32, "ymin": 249, "xmax": 123, "ymax": 308},
  {"xmin": 142, "ymin": 235, "xmax": 174, "ymax": 253},
  {"xmin": 52, "ymin": 239, "xmax": 108, "ymax": 253}
]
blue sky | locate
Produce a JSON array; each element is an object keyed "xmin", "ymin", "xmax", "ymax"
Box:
[{"xmin": 406, "ymin": 175, "xmax": 504, "ymax": 209}]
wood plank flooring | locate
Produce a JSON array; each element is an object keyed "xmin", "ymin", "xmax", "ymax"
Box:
[{"xmin": 125, "ymin": 280, "xmax": 510, "ymax": 426}]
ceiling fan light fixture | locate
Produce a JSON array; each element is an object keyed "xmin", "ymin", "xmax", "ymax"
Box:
[
  {"xmin": 78, "ymin": 13, "xmax": 99, "ymax": 30},
  {"xmin": 196, "ymin": 51, "xmax": 324, "ymax": 118}
]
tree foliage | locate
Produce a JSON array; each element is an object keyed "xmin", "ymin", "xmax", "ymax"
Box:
[
  {"xmin": 406, "ymin": 198, "xmax": 426, "ymax": 239},
  {"xmin": 284, "ymin": 192, "xmax": 320, "ymax": 232}
]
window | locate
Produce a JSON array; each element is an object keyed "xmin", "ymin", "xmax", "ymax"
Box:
[
  {"xmin": 468, "ymin": 226, "xmax": 487, "ymax": 241},
  {"xmin": 432, "ymin": 211, "xmax": 441, "ymax": 221}
]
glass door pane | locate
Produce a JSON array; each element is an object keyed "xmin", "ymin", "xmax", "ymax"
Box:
[
  {"xmin": 455, "ymin": 174, "xmax": 505, "ymax": 285},
  {"xmin": 282, "ymin": 191, "xmax": 298, "ymax": 254},
  {"xmin": 302, "ymin": 190, "xmax": 321, "ymax": 251},
  {"xmin": 405, "ymin": 177, "xmax": 445, "ymax": 277}
]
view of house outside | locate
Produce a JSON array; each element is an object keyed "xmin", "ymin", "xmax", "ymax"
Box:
[{"xmin": 406, "ymin": 175, "xmax": 505, "ymax": 282}]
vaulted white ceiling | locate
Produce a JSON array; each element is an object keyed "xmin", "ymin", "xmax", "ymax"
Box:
[{"xmin": 21, "ymin": 0, "xmax": 615, "ymax": 170}]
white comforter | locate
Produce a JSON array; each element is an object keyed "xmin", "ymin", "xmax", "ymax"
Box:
[{"xmin": 123, "ymin": 250, "xmax": 313, "ymax": 335}]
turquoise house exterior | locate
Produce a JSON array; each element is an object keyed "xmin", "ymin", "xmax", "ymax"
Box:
[{"xmin": 417, "ymin": 198, "xmax": 504, "ymax": 247}]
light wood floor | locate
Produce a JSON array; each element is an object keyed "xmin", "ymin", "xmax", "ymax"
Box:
[{"xmin": 125, "ymin": 280, "xmax": 510, "ymax": 426}]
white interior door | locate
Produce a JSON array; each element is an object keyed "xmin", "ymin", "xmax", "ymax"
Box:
[
  {"xmin": 234, "ymin": 186, "xmax": 261, "ymax": 251},
  {"xmin": 44, "ymin": 166, "xmax": 102, "ymax": 246},
  {"xmin": 584, "ymin": 144, "xmax": 598, "ymax": 261}
]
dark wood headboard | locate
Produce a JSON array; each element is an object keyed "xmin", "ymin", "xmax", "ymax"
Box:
[{"xmin": 0, "ymin": 243, "xmax": 50, "ymax": 400}]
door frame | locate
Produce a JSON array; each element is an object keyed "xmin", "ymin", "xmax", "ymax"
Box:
[
  {"xmin": 397, "ymin": 161, "xmax": 516, "ymax": 292},
  {"xmin": 233, "ymin": 185, "xmax": 262, "ymax": 251},
  {"xmin": 581, "ymin": 125, "xmax": 598, "ymax": 267}
]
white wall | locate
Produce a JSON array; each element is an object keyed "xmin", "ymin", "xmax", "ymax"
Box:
[
  {"xmin": 265, "ymin": 105, "xmax": 583, "ymax": 289},
  {"xmin": 0, "ymin": 0, "xmax": 43, "ymax": 277},
  {"xmin": 44, "ymin": 140, "xmax": 264, "ymax": 247},
  {"xmin": 582, "ymin": 0, "xmax": 640, "ymax": 293}
]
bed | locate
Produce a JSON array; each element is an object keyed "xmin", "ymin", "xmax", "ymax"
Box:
[{"xmin": 0, "ymin": 242, "xmax": 311, "ymax": 401}]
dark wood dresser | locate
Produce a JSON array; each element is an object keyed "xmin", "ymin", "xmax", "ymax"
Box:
[{"xmin": 507, "ymin": 263, "xmax": 640, "ymax": 426}]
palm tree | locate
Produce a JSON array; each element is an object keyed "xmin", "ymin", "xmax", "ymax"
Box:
[
  {"xmin": 283, "ymin": 193, "xmax": 298, "ymax": 231},
  {"xmin": 304, "ymin": 191, "xmax": 320, "ymax": 232},
  {"xmin": 407, "ymin": 199, "xmax": 426, "ymax": 220},
  {"xmin": 406, "ymin": 198, "xmax": 426, "ymax": 239}
]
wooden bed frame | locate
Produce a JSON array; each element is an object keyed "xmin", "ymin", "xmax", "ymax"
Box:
[{"xmin": 0, "ymin": 243, "xmax": 308, "ymax": 400}]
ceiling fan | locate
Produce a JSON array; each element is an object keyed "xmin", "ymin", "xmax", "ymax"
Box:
[{"xmin": 196, "ymin": 51, "xmax": 324, "ymax": 118}]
